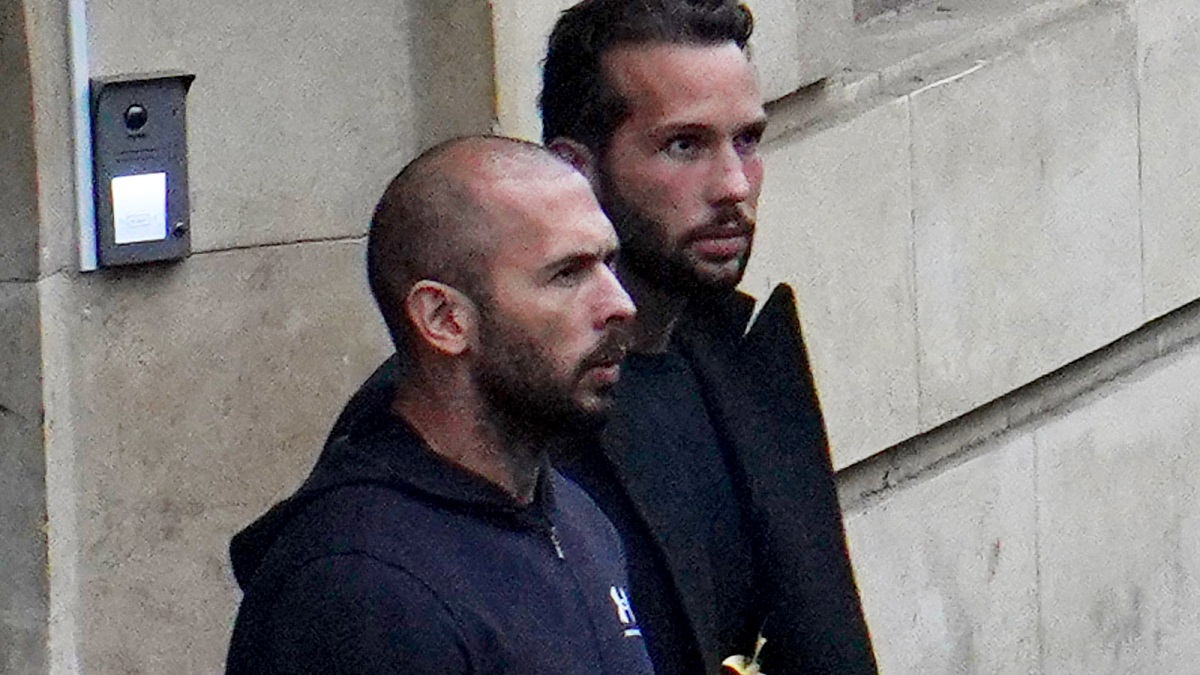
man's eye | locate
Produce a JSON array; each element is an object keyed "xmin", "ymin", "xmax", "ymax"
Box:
[
  {"xmin": 552, "ymin": 265, "xmax": 587, "ymax": 285},
  {"xmin": 734, "ymin": 130, "xmax": 762, "ymax": 156},
  {"xmin": 663, "ymin": 137, "xmax": 702, "ymax": 160}
]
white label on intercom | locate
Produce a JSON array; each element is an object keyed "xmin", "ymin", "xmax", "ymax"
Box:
[{"xmin": 112, "ymin": 172, "xmax": 168, "ymax": 244}]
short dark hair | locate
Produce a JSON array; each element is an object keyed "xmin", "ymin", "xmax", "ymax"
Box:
[
  {"xmin": 367, "ymin": 136, "xmax": 567, "ymax": 359},
  {"xmin": 539, "ymin": 0, "xmax": 753, "ymax": 152}
]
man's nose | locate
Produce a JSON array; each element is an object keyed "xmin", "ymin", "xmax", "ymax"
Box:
[
  {"xmin": 711, "ymin": 142, "xmax": 753, "ymax": 205},
  {"xmin": 595, "ymin": 264, "xmax": 636, "ymax": 328}
]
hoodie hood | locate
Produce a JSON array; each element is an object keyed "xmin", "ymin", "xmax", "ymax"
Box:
[{"xmin": 230, "ymin": 413, "xmax": 553, "ymax": 589}]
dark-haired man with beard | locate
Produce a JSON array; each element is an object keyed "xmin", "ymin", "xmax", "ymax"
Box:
[
  {"xmin": 535, "ymin": 2, "xmax": 878, "ymax": 673},
  {"xmin": 328, "ymin": 1, "xmax": 878, "ymax": 673},
  {"xmin": 226, "ymin": 137, "xmax": 653, "ymax": 674}
]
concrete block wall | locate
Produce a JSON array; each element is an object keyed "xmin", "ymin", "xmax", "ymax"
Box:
[
  {"xmin": 1, "ymin": 0, "xmax": 48, "ymax": 671},
  {"xmin": 4, "ymin": 0, "xmax": 1200, "ymax": 672},
  {"xmin": 742, "ymin": 0, "xmax": 1200, "ymax": 468},
  {"xmin": 845, "ymin": 320, "xmax": 1200, "ymax": 674},
  {"xmin": 742, "ymin": 0, "xmax": 1200, "ymax": 670}
]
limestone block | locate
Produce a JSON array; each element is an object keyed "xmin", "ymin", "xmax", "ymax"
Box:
[
  {"xmin": 844, "ymin": 431, "xmax": 1038, "ymax": 674},
  {"xmin": 0, "ymin": 1, "xmax": 39, "ymax": 282},
  {"xmin": 1139, "ymin": 0, "xmax": 1200, "ymax": 319},
  {"xmin": 410, "ymin": 0, "xmax": 496, "ymax": 148},
  {"xmin": 38, "ymin": 241, "xmax": 391, "ymax": 673},
  {"xmin": 746, "ymin": 0, "xmax": 851, "ymax": 102},
  {"xmin": 87, "ymin": 0, "xmax": 418, "ymax": 251},
  {"xmin": 22, "ymin": 0, "xmax": 75, "ymax": 277},
  {"xmin": 1036, "ymin": 340, "xmax": 1200, "ymax": 673},
  {"xmin": 909, "ymin": 7, "xmax": 1142, "ymax": 430},
  {"xmin": 0, "ymin": 283, "xmax": 48, "ymax": 675},
  {"xmin": 746, "ymin": 98, "xmax": 918, "ymax": 468},
  {"xmin": 492, "ymin": 0, "xmax": 576, "ymax": 141}
]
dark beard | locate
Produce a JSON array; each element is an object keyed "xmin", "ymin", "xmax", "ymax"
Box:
[
  {"xmin": 472, "ymin": 317, "xmax": 622, "ymax": 450},
  {"xmin": 597, "ymin": 171, "xmax": 753, "ymax": 300}
]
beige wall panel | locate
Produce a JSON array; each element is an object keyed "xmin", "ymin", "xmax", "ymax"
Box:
[
  {"xmin": 87, "ymin": 0, "xmax": 418, "ymax": 252},
  {"xmin": 845, "ymin": 431, "xmax": 1038, "ymax": 674},
  {"xmin": 410, "ymin": 0, "xmax": 496, "ymax": 148},
  {"xmin": 0, "ymin": 282, "xmax": 48, "ymax": 675},
  {"xmin": 746, "ymin": 0, "xmax": 802, "ymax": 102},
  {"xmin": 39, "ymin": 241, "xmax": 390, "ymax": 673},
  {"xmin": 746, "ymin": 98, "xmax": 918, "ymax": 468},
  {"xmin": 23, "ymin": 0, "xmax": 75, "ymax": 277},
  {"xmin": 745, "ymin": 0, "xmax": 850, "ymax": 102},
  {"xmin": 0, "ymin": 0, "xmax": 39, "ymax": 282},
  {"xmin": 492, "ymin": 0, "xmax": 576, "ymax": 141},
  {"xmin": 910, "ymin": 7, "xmax": 1141, "ymax": 430},
  {"xmin": 1037, "ymin": 339, "xmax": 1200, "ymax": 673},
  {"xmin": 1139, "ymin": 0, "xmax": 1200, "ymax": 319}
]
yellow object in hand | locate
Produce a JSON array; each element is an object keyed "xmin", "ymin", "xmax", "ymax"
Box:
[{"xmin": 721, "ymin": 636, "xmax": 767, "ymax": 675}]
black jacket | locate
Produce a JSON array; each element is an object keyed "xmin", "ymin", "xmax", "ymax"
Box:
[
  {"xmin": 327, "ymin": 285, "xmax": 877, "ymax": 674},
  {"xmin": 227, "ymin": 415, "xmax": 655, "ymax": 674}
]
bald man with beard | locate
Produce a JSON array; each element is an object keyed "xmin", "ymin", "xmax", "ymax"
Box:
[{"xmin": 226, "ymin": 137, "xmax": 652, "ymax": 675}]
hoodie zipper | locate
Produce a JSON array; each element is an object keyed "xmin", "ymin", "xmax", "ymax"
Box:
[{"xmin": 547, "ymin": 525, "xmax": 565, "ymax": 560}]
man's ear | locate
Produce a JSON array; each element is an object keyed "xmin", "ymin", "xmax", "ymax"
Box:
[
  {"xmin": 548, "ymin": 137, "xmax": 598, "ymax": 187},
  {"xmin": 404, "ymin": 280, "xmax": 478, "ymax": 357}
]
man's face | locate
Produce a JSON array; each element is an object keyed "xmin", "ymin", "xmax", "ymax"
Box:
[
  {"xmin": 470, "ymin": 169, "xmax": 636, "ymax": 434},
  {"xmin": 597, "ymin": 42, "xmax": 767, "ymax": 296}
]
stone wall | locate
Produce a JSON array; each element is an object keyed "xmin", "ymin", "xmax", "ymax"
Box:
[
  {"xmin": 4, "ymin": 0, "xmax": 1200, "ymax": 672},
  {"xmin": 0, "ymin": 0, "xmax": 47, "ymax": 670}
]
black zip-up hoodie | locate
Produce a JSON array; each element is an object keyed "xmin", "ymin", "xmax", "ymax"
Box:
[{"xmin": 226, "ymin": 414, "xmax": 655, "ymax": 674}]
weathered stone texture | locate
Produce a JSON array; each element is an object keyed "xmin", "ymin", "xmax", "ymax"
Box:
[
  {"xmin": 747, "ymin": 98, "xmax": 919, "ymax": 468},
  {"xmin": 909, "ymin": 6, "xmax": 1142, "ymax": 430},
  {"xmin": 845, "ymin": 431, "xmax": 1038, "ymax": 674},
  {"xmin": 746, "ymin": 0, "xmax": 851, "ymax": 101},
  {"xmin": 38, "ymin": 241, "xmax": 390, "ymax": 673},
  {"xmin": 410, "ymin": 0, "xmax": 495, "ymax": 148},
  {"xmin": 0, "ymin": 0, "xmax": 39, "ymax": 282},
  {"xmin": 1139, "ymin": 0, "xmax": 1200, "ymax": 319},
  {"xmin": 491, "ymin": 0, "xmax": 576, "ymax": 141},
  {"xmin": 0, "ymin": 283, "xmax": 47, "ymax": 675},
  {"xmin": 87, "ymin": 0, "xmax": 418, "ymax": 252},
  {"xmin": 1037, "ymin": 339, "xmax": 1200, "ymax": 674},
  {"xmin": 22, "ymin": 0, "xmax": 74, "ymax": 277}
]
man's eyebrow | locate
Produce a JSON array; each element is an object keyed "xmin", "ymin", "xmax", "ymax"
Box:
[
  {"xmin": 652, "ymin": 118, "xmax": 769, "ymax": 139},
  {"xmin": 542, "ymin": 242, "xmax": 620, "ymax": 274},
  {"xmin": 741, "ymin": 117, "xmax": 769, "ymax": 135},
  {"xmin": 652, "ymin": 123, "xmax": 713, "ymax": 139}
]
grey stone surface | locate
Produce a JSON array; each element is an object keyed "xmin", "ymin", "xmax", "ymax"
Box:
[
  {"xmin": 747, "ymin": 98, "xmax": 919, "ymax": 469},
  {"xmin": 849, "ymin": 0, "xmax": 1094, "ymax": 91},
  {"xmin": 410, "ymin": 0, "xmax": 495, "ymax": 148},
  {"xmin": 909, "ymin": 6, "xmax": 1142, "ymax": 430},
  {"xmin": 1036, "ymin": 339, "xmax": 1200, "ymax": 674},
  {"xmin": 844, "ymin": 430, "xmax": 1038, "ymax": 674},
  {"xmin": 38, "ymin": 241, "xmax": 390, "ymax": 673},
  {"xmin": 492, "ymin": 0, "xmax": 578, "ymax": 141},
  {"xmin": 1139, "ymin": 0, "xmax": 1200, "ymax": 319},
  {"xmin": 87, "ymin": 0, "xmax": 418, "ymax": 252},
  {"xmin": 746, "ymin": 0, "xmax": 851, "ymax": 102},
  {"xmin": 0, "ymin": 0, "xmax": 39, "ymax": 282},
  {"xmin": 0, "ymin": 282, "xmax": 48, "ymax": 675},
  {"xmin": 24, "ymin": 0, "xmax": 80, "ymax": 277}
]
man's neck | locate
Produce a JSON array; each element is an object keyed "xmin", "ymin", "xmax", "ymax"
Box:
[
  {"xmin": 618, "ymin": 266, "xmax": 689, "ymax": 354},
  {"xmin": 392, "ymin": 374, "xmax": 544, "ymax": 504}
]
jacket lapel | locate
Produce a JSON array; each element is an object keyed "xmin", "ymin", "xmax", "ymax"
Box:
[{"xmin": 599, "ymin": 395, "xmax": 723, "ymax": 667}]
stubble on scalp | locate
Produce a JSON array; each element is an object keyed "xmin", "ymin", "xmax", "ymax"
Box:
[{"xmin": 367, "ymin": 136, "xmax": 577, "ymax": 352}]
